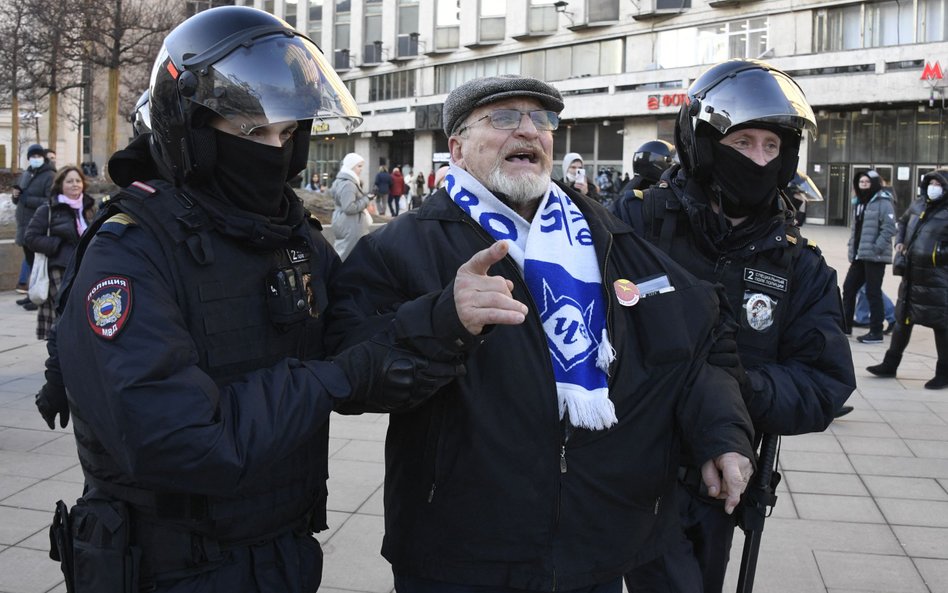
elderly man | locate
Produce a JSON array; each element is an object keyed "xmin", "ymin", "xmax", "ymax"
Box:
[{"xmin": 326, "ymin": 75, "xmax": 755, "ymax": 593}]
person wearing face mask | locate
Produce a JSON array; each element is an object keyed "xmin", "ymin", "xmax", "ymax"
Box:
[
  {"xmin": 867, "ymin": 170, "xmax": 948, "ymax": 388},
  {"xmin": 38, "ymin": 7, "xmax": 467, "ymax": 592},
  {"xmin": 24, "ymin": 166, "xmax": 95, "ymax": 340},
  {"xmin": 330, "ymin": 152, "xmax": 372, "ymax": 260},
  {"xmin": 326, "ymin": 74, "xmax": 757, "ymax": 593},
  {"xmin": 11, "ymin": 144, "xmax": 56, "ymax": 311},
  {"xmin": 560, "ymin": 151, "xmax": 600, "ymax": 202},
  {"xmin": 841, "ymin": 170, "xmax": 897, "ymax": 344},
  {"xmin": 616, "ymin": 59, "xmax": 855, "ymax": 593}
]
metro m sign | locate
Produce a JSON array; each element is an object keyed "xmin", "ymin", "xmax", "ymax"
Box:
[{"xmin": 922, "ymin": 61, "xmax": 944, "ymax": 81}]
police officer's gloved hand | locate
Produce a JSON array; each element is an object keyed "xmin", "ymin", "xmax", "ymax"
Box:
[
  {"xmin": 35, "ymin": 381, "xmax": 70, "ymax": 429},
  {"xmin": 333, "ymin": 338, "xmax": 466, "ymax": 412},
  {"xmin": 707, "ymin": 336, "xmax": 753, "ymax": 404}
]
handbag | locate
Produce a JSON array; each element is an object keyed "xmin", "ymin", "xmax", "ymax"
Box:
[{"xmin": 28, "ymin": 206, "xmax": 52, "ymax": 305}]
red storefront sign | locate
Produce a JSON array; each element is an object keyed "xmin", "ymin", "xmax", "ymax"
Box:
[{"xmin": 647, "ymin": 93, "xmax": 688, "ymax": 110}]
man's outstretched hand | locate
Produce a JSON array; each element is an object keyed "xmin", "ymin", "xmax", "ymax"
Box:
[{"xmin": 455, "ymin": 241, "xmax": 528, "ymax": 336}]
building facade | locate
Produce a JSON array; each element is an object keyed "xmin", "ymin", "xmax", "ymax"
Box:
[{"xmin": 243, "ymin": 0, "xmax": 945, "ymax": 223}]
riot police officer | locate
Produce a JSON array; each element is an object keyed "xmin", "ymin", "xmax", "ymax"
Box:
[
  {"xmin": 46, "ymin": 7, "xmax": 463, "ymax": 592},
  {"xmin": 611, "ymin": 139, "xmax": 676, "ymax": 233},
  {"xmin": 616, "ymin": 59, "xmax": 856, "ymax": 593}
]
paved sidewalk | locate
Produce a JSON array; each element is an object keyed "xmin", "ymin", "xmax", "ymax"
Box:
[{"xmin": 1, "ymin": 224, "xmax": 946, "ymax": 593}]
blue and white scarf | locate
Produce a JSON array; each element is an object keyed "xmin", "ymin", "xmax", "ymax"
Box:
[{"xmin": 446, "ymin": 165, "xmax": 617, "ymax": 430}]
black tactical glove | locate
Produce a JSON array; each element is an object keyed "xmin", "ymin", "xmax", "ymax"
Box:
[
  {"xmin": 333, "ymin": 338, "xmax": 465, "ymax": 412},
  {"xmin": 707, "ymin": 336, "xmax": 753, "ymax": 404},
  {"xmin": 35, "ymin": 382, "xmax": 70, "ymax": 429}
]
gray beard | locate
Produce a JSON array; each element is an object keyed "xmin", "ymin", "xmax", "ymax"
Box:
[{"xmin": 485, "ymin": 168, "xmax": 551, "ymax": 206}]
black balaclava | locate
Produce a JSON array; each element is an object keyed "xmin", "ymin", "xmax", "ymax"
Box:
[
  {"xmin": 710, "ymin": 140, "xmax": 782, "ymax": 219},
  {"xmin": 209, "ymin": 129, "xmax": 294, "ymax": 218},
  {"xmin": 855, "ymin": 174, "xmax": 877, "ymax": 203}
]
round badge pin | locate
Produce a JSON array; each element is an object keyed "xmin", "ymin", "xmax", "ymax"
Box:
[{"xmin": 613, "ymin": 279, "xmax": 640, "ymax": 307}]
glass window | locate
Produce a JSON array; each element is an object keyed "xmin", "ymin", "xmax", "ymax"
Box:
[
  {"xmin": 916, "ymin": 111, "xmax": 942, "ymax": 162},
  {"xmin": 335, "ymin": 23, "xmax": 350, "ymax": 50},
  {"xmin": 547, "ymin": 46, "xmax": 571, "ymax": 81},
  {"xmin": 437, "ymin": 0, "xmax": 460, "ymax": 25},
  {"xmin": 827, "ymin": 115, "xmax": 850, "ymax": 163},
  {"xmin": 570, "ymin": 122, "xmax": 596, "ymax": 156},
  {"xmin": 599, "ymin": 124, "xmax": 623, "ymax": 160},
  {"xmin": 919, "ymin": 0, "xmax": 948, "ymax": 41},
  {"xmin": 572, "ymin": 44, "xmax": 599, "ymax": 77},
  {"xmin": 599, "ymin": 39, "xmax": 622, "ymax": 74},
  {"xmin": 365, "ymin": 0, "xmax": 382, "ymax": 43},
  {"xmin": 895, "ymin": 109, "xmax": 916, "ymax": 163},
  {"xmin": 522, "ymin": 50, "xmax": 545, "ymax": 79},
  {"xmin": 284, "ymin": 0, "xmax": 297, "ymax": 26},
  {"xmin": 873, "ymin": 110, "xmax": 898, "ymax": 162},
  {"xmin": 308, "ymin": 0, "xmax": 323, "ymax": 41},
  {"xmin": 399, "ymin": 0, "xmax": 420, "ymax": 35},
  {"xmin": 655, "ymin": 27, "xmax": 700, "ymax": 69},
  {"xmin": 481, "ymin": 0, "xmax": 504, "ymax": 16},
  {"xmin": 335, "ymin": 0, "xmax": 351, "ymax": 51},
  {"xmin": 850, "ymin": 112, "xmax": 873, "ymax": 162},
  {"xmin": 530, "ymin": 0, "xmax": 557, "ymax": 34},
  {"xmin": 587, "ymin": 0, "xmax": 619, "ymax": 22}
]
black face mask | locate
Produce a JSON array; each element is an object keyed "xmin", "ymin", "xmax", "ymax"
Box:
[
  {"xmin": 710, "ymin": 142, "xmax": 782, "ymax": 218},
  {"xmin": 210, "ymin": 129, "xmax": 293, "ymax": 217}
]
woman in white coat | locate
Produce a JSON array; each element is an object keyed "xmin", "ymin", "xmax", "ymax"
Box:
[{"xmin": 330, "ymin": 152, "xmax": 371, "ymax": 260}]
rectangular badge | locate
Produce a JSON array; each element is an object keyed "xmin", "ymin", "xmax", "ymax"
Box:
[
  {"xmin": 286, "ymin": 247, "xmax": 310, "ymax": 264},
  {"xmin": 744, "ymin": 268, "xmax": 788, "ymax": 293}
]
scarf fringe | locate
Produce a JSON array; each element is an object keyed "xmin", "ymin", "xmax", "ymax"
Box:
[
  {"xmin": 559, "ymin": 385, "xmax": 618, "ymax": 430},
  {"xmin": 596, "ymin": 329, "xmax": 615, "ymax": 374}
]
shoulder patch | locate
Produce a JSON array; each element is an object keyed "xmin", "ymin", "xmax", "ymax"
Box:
[
  {"xmin": 86, "ymin": 276, "xmax": 133, "ymax": 340},
  {"xmin": 98, "ymin": 213, "xmax": 137, "ymax": 237},
  {"xmin": 633, "ymin": 189, "xmax": 644, "ymax": 200}
]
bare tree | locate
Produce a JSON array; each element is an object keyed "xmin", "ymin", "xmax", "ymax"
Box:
[
  {"xmin": 23, "ymin": 0, "xmax": 88, "ymax": 153},
  {"xmin": 0, "ymin": 0, "xmax": 40, "ymax": 170},
  {"xmin": 84, "ymin": 0, "xmax": 181, "ymax": 158}
]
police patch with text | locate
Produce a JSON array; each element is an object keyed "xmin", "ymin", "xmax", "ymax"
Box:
[
  {"xmin": 743, "ymin": 268, "xmax": 788, "ymax": 293},
  {"xmin": 86, "ymin": 276, "xmax": 133, "ymax": 340}
]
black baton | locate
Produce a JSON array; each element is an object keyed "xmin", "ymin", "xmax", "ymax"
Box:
[{"xmin": 735, "ymin": 433, "xmax": 781, "ymax": 593}]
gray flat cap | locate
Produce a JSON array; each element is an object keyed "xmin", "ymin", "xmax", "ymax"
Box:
[{"xmin": 443, "ymin": 75, "xmax": 564, "ymax": 137}]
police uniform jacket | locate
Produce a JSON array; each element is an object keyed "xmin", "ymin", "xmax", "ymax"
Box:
[
  {"xmin": 897, "ymin": 177, "xmax": 948, "ymax": 329},
  {"xmin": 56, "ymin": 177, "xmax": 350, "ymax": 578},
  {"xmin": 325, "ymin": 184, "xmax": 755, "ymax": 591},
  {"xmin": 631, "ymin": 166, "xmax": 855, "ymax": 437}
]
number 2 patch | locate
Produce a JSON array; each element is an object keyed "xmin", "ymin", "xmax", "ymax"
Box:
[{"xmin": 86, "ymin": 276, "xmax": 133, "ymax": 340}]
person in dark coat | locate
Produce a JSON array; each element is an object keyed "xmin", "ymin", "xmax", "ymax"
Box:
[
  {"xmin": 35, "ymin": 7, "xmax": 462, "ymax": 591},
  {"xmin": 868, "ymin": 169, "xmax": 948, "ymax": 388},
  {"xmin": 326, "ymin": 74, "xmax": 755, "ymax": 593},
  {"xmin": 615, "ymin": 59, "xmax": 855, "ymax": 593},
  {"xmin": 24, "ymin": 166, "xmax": 96, "ymax": 340},
  {"xmin": 842, "ymin": 170, "xmax": 897, "ymax": 343},
  {"xmin": 12, "ymin": 144, "xmax": 56, "ymax": 310},
  {"xmin": 374, "ymin": 165, "xmax": 393, "ymax": 216},
  {"xmin": 611, "ymin": 140, "xmax": 676, "ymax": 235}
]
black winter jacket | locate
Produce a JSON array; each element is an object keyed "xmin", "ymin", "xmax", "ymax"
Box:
[
  {"xmin": 897, "ymin": 170, "xmax": 948, "ymax": 329},
  {"xmin": 24, "ymin": 195, "xmax": 96, "ymax": 268},
  {"xmin": 623, "ymin": 167, "xmax": 855, "ymax": 436},
  {"xmin": 14, "ymin": 163, "xmax": 55, "ymax": 245},
  {"xmin": 325, "ymin": 185, "xmax": 754, "ymax": 590}
]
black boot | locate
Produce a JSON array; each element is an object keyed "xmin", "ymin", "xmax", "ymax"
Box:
[
  {"xmin": 867, "ymin": 352, "xmax": 901, "ymax": 377},
  {"xmin": 925, "ymin": 362, "xmax": 948, "ymax": 390}
]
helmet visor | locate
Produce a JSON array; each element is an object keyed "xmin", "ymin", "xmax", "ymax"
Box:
[
  {"xmin": 693, "ymin": 67, "xmax": 817, "ymax": 140},
  {"xmin": 187, "ymin": 34, "xmax": 362, "ymax": 133},
  {"xmin": 790, "ymin": 172, "xmax": 824, "ymax": 202}
]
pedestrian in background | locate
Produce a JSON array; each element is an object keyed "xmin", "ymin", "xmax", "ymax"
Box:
[
  {"xmin": 374, "ymin": 165, "xmax": 392, "ymax": 216},
  {"xmin": 390, "ymin": 165, "xmax": 405, "ymax": 216},
  {"xmin": 12, "ymin": 144, "xmax": 56, "ymax": 311},
  {"xmin": 560, "ymin": 151, "xmax": 599, "ymax": 201},
  {"xmin": 24, "ymin": 166, "xmax": 95, "ymax": 340},
  {"xmin": 326, "ymin": 74, "xmax": 755, "ymax": 593},
  {"xmin": 412, "ymin": 171, "xmax": 425, "ymax": 208},
  {"xmin": 842, "ymin": 170, "xmax": 897, "ymax": 344},
  {"xmin": 330, "ymin": 152, "xmax": 372, "ymax": 260},
  {"xmin": 615, "ymin": 59, "xmax": 855, "ymax": 593},
  {"xmin": 868, "ymin": 169, "xmax": 948, "ymax": 388}
]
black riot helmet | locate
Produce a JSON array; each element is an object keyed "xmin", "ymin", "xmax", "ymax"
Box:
[
  {"xmin": 632, "ymin": 140, "xmax": 676, "ymax": 185},
  {"xmin": 675, "ymin": 59, "xmax": 817, "ymax": 189},
  {"xmin": 148, "ymin": 6, "xmax": 362, "ymax": 184},
  {"xmin": 130, "ymin": 90, "xmax": 151, "ymax": 137}
]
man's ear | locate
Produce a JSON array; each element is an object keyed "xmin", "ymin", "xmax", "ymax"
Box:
[{"xmin": 448, "ymin": 136, "xmax": 464, "ymax": 167}]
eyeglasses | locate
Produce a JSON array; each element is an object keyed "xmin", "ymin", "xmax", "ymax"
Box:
[{"xmin": 456, "ymin": 109, "xmax": 560, "ymax": 135}]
